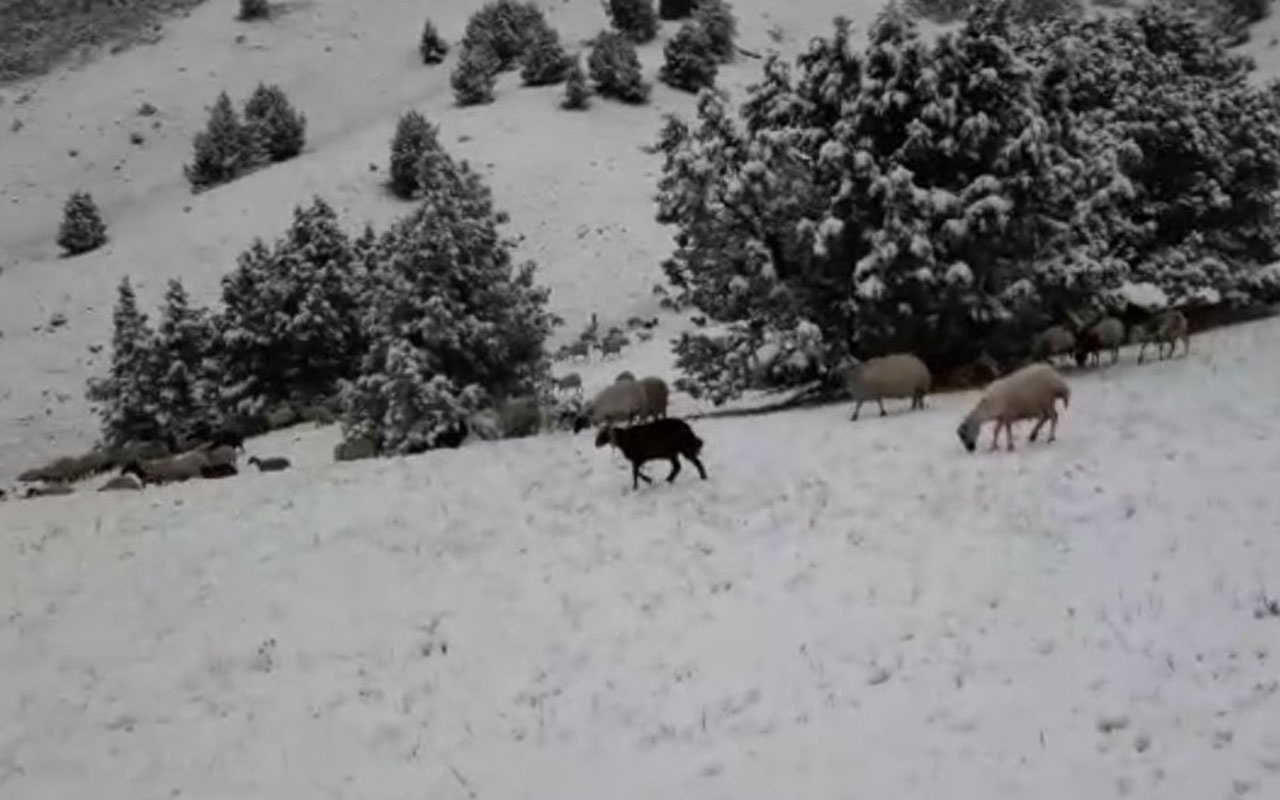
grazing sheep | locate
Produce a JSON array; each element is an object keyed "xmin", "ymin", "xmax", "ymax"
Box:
[
  {"xmin": 99, "ymin": 474, "xmax": 144, "ymax": 492},
  {"xmin": 23, "ymin": 483, "xmax": 74, "ymax": 498},
  {"xmin": 17, "ymin": 455, "xmax": 80, "ymax": 484},
  {"xmin": 1137, "ymin": 309, "xmax": 1190, "ymax": 363},
  {"xmin": 554, "ymin": 372, "xmax": 583, "ymax": 394},
  {"xmin": 299, "ymin": 405, "xmax": 338, "ymax": 425},
  {"xmin": 587, "ymin": 374, "xmax": 669, "ymax": 427},
  {"xmin": 637, "ymin": 376, "xmax": 669, "ymax": 421},
  {"xmin": 123, "ymin": 447, "xmax": 223, "ymax": 485},
  {"xmin": 599, "ymin": 338, "xmax": 624, "ymax": 359},
  {"xmin": 956, "ymin": 363, "xmax": 1071, "ymax": 453},
  {"xmin": 844, "ymin": 353, "xmax": 932, "ymax": 421},
  {"xmin": 111, "ymin": 439, "xmax": 170, "ymax": 466},
  {"xmin": 1075, "ymin": 317, "xmax": 1127, "ymax": 367},
  {"xmin": 565, "ymin": 340, "xmax": 590, "ymax": 361},
  {"xmin": 589, "ymin": 379, "xmax": 648, "ymax": 427},
  {"xmin": 596, "ymin": 418, "xmax": 708, "ymax": 490},
  {"xmin": 1031, "ymin": 325, "xmax": 1077, "ymax": 366},
  {"xmin": 497, "ymin": 397, "xmax": 544, "ymax": 438},
  {"xmin": 200, "ymin": 462, "xmax": 238, "ymax": 479},
  {"xmin": 335, "ymin": 436, "xmax": 378, "ymax": 462},
  {"xmin": 249, "ymin": 456, "xmax": 291, "ymax": 472}
]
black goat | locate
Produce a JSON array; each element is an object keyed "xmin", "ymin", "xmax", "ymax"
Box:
[
  {"xmin": 595, "ymin": 418, "xmax": 707, "ymax": 490},
  {"xmin": 248, "ymin": 455, "xmax": 291, "ymax": 472}
]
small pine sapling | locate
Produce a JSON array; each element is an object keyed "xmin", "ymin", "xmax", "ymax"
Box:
[
  {"xmin": 521, "ymin": 25, "xmax": 572, "ymax": 86},
  {"xmin": 452, "ymin": 45, "xmax": 500, "ymax": 106},
  {"xmin": 694, "ymin": 0, "xmax": 737, "ymax": 61},
  {"xmin": 419, "ymin": 18, "xmax": 450, "ymax": 64},
  {"xmin": 238, "ymin": 0, "xmax": 270, "ymax": 21},
  {"xmin": 588, "ymin": 31, "xmax": 651, "ymax": 104},
  {"xmin": 562, "ymin": 58, "xmax": 592, "ymax": 109},
  {"xmin": 660, "ymin": 21, "xmax": 718, "ymax": 92},
  {"xmin": 605, "ymin": 0, "xmax": 659, "ymax": 43},
  {"xmin": 57, "ymin": 190, "xmax": 108, "ymax": 256},
  {"xmin": 184, "ymin": 91, "xmax": 259, "ymax": 191},
  {"xmin": 243, "ymin": 83, "xmax": 307, "ymax": 162},
  {"xmin": 389, "ymin": 110, "xmax": 441, "ymax": 199}
]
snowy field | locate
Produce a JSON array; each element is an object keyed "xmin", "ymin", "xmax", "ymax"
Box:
[{"xmin": 3, "ymin": 318, "xmax": 1280, "ymax": 799}]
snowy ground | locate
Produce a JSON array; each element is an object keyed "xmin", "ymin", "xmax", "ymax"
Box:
[{"xmin": 3, "ymin": 318, "xmax": 1280, "ymax": 799}]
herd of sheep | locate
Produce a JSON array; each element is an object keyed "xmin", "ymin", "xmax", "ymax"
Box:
[{"xmin": 0, "ymin": 308, "xmax": 1194, "ymax": 500}]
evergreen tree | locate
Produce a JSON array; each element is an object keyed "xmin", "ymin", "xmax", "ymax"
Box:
[
  {"xmin": 694, "ymin": 0, "xmax": 737, "ymax": 61},
  {"xmin": 57, "ymin": 190, "xmax": 108, "ymax": 256},
  {"xmin": 562, "ymin": 58, "xmax": 592, "ymax": 109},
  {"xmin": 154, "ymin": 279, "xmax": 216, "ymax": 442},
  {"xmin": 216, "ymin": 197, "xmax": 365, "ymax": 418},
  {"xmin": 389, "ymin": 110, "xmax": 441, "ymax": 199},
  {"xmin": 659, "ymin": 0, "xmax": 696, "ymax": 21},
  {"xmin": 521, "ymin": 24, "xmax": 572, "ymax": 86},
  {"xmin": 238, "ymin": 0, "xmax": 270, "ymax": 21},
  {"xmin": 342, "ymin": 148, "xmax": 554, "ymax": 455},
  {"xmin": 419, "ymin": 18, "xmax": 450, "ymax": 65},
  {"xmin": 243, "ymin": 83, "xmax": 307, "ymax": 162},
  {"xmin": 452, "ymin": 45, "xmax": 499, "ymax": 106},
  {"xmin": 606, "ymin": 0, "xmax": 659, "ymax": 43},
  {"xmin": 660, "ymin": 21, "xmax": 719, "ymax": 92},
  {"xmin": 87, "ymin": 277, "xmax": 163, "ymax": 447},
  {"xmin": 184, "ymin": 91, "xmax": 260, "ymax": 190},
  {"xmin": 461, "ymin": 0, "xmax": 547, "ymax": 71},
  {"xmin": 588, "ymin": 31, "xmax": 651, "ymax": 103}
]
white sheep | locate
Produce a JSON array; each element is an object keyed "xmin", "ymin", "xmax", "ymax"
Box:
[
  {"xmin": 1031, "ymin": 325, "xmax": 1076, "ymax": 366},
  {"xmin": 1137, "ymin": 309, "xmax": 1190, "ymax": 363},
  {"xmin": 123, "ymin": 444, "xmax": 237, "ymax": 485},
  {"xmin": 1075, "ymin": 317, "xmax": 1126, "ymax": 367},
  {"xmin": 587, "ymin": 375, "xmax": 669, "ymax": 427},
  {"xmin": 844, "ymin": 353, "xmax": 932, "ymax": 421},
  {"xmin": 957, "ymin": 363, "xmax": 1071, "ymax": 452},
  {"xmin": 99, "ymin": 473, "xmax": 144, "ymax": 492}
]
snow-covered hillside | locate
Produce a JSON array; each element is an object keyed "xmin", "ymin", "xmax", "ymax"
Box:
[{"xmin": 3, "ymin": 318, "xmax": 1280, "ymax": 799}]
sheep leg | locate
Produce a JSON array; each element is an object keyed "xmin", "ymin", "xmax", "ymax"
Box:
[
  {"xmin": 1030, "ymin": 414, "xmax": 1048, "ymax": 442},
  {"xmin": 1005, "ymin": 421, "xmax": 1017, "ymax": 451},
  {"xmin": 1047, "ymin": 412, "xmax": 1059, "ymax": 443},
  {"xmin": 851, "ymin": 400, "xmax": 863, "ymax": 421},
  {"xmin": 664, "ymin": 456, "xmax": 681, "ymax": 483},
  {"xmin": 990, "ymin": 422, "xmax": 1003, "ymax": 452},
  {"xmin": 632, "ymin": 463, "xmax": 653, "ymax": 489},
  {"xmin": 685, "ymin": 453, "xmax": 708, "ymax": 480},
  {"xmin": 877, "ymin": 398, "xmax": 887, "ymax": 417}
]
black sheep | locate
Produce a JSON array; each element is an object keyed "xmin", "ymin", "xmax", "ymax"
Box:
[{"xmin": 595, "ymin": 418, "xmax": 708, "ymax": 490}]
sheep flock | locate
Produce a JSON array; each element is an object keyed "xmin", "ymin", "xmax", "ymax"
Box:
[{"xmin": 3, "ymin": 308, "xmax": 1196, "ymax": 498}]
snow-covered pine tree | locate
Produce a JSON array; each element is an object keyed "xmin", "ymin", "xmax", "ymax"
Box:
[
  {"xmin": 153, "ymin": 278, "xmax": 217, "ymax": 443},
  {"xmin": 342, "ymin": 146, "xmax": 554, "ymax": 455},
  {"xmin": 461, "ymin": 0, "xmax": 547, "ymax": 71},
  {"xmin": 57, "ymin": 190, "xmax": 108, "ymax": 255},
  {"xmin": 588, "ymin": 31, "xmax": 651, "ymax": 103},
  {"xmin": 693, "ymin": 0, "xmax": 737, "ymax": 62},
  {"xmin": 215, "ymin": 197, "xmax": 365, "ymax": 419},
  {"xmin": 659, "ymin": 0, "xmax": 696, "ymax": 21},
  {"xmin": 420, "ymin": 18, "xmax": 450, "ymax": 65},
  {"xmin": 521, "ymin": 24, "xmax": 572, "ymax": 86},
  {"xmin": 660, "ymin": 21, "xmax": 719, "ymax": 92},
  {"xmin": 389, "ymin": 110, "xmax": 441, "ymax": 199},
  {"xmin": 657, "ymin": 4, "xmax": 1131, "ymax": 400},
  {"xmin": 243, "ymin": 83, "xmax": 307, "ymax": 162},
  {"xmin": 184, "ymin": 91, "xmax": 260, "ymax": 190},
  {"xmin": 452, "ymin": 44, "xmax": 500, "ymax": 105},
  {"xmin": 606, "ymin": 0, "xmax": 659, "ymax": 43},
  {"xmin": 562, "ymin": 58, "xmax": 592, "ymax": 108},
  {"xmin": 87, "ymin": 277, "xmax": 163, "ymax": 447}
]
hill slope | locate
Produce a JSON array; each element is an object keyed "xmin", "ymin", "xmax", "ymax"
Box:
[{"xmin": 4, "ymin": 318, "xmax": 1280, "ymax": 798}]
